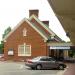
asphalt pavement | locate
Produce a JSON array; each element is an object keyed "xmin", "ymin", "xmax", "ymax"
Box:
[
  {"xmin": 63, "ymin": 63, "xmax": 75, "ymax": 75},
  {"xmin": 0, "ymin": 61, "xmax": 66, "ymax": 75}
]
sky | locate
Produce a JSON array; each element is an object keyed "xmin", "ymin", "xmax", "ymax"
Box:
[{"xmin": 0, "ymin": 0, "xmax": 70, "ymax": 42}]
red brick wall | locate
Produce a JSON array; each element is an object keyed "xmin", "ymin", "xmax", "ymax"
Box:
[{"xmin": 4, "ymin": 21, "xmax": 48, "ymax": 61}]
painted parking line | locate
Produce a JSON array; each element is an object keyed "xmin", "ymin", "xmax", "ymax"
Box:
[
  {"xmin": 20, "ymin": 65, "xmax": 24, "ymax": 69},
  {"xmin": 57, "ymin": 67, "xmax": 68, "ymax": 75},
  {"xmin": 19, "ymin": 64, "xmax": 69, "ymax": 75},
  {"xmin": 19, "ymin": 64, "xmax": 28, "ymax": 69}
]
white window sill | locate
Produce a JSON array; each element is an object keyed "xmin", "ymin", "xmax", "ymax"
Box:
[{"xmin": 18, "ymin": 54, "xmax": 31, "ymax": 56}]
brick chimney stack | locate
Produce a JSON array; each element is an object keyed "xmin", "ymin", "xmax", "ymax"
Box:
[
  {"xmin": 29, "ymin": 10, "xmax": 39, "ymax": 17},
  {"xmin": 42, "ymin": 21, "xmax": 49, "ymax": 27}
]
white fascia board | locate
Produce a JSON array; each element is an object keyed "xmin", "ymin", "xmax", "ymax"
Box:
[
  {"xmin": 3, "ymin": 18, "xmax": 26, "ymax": 41},
  {"xmin": 29, "ymin": 15, "xmax": 55, "ymax": 36},
  {"xmin": 3, "ymin": 18, "xmax": 48, "ymax": 41}
]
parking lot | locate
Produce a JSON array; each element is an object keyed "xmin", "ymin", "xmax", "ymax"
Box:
[{"xmin": 0, "ymin": 61, "xmax": 67, "ymax": 75}]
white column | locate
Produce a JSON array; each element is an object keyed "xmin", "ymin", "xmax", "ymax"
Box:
[{"xmin": 64, "ymin": 50, "xmax": 69, "ymax": 58}]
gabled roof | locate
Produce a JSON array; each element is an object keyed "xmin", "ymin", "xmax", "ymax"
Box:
[
  {"xmin": 29, "ymin": 15, "xmax": 55, "ymax": 36},
  {"xmin": 29, "ymin": 15, "xmax": 63, "ymax": 42},
  {"xmin": 3, "ymin": 15, "xmax": 62, "ymax": 42},
  {"xmin": 3, "ymin": 18, "xmax": 48, "ymax": 41}
]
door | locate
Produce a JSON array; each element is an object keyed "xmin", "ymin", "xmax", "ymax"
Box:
[
  {"xmin": 40, "ymin": 57, "xmax": 49, "ymax": 68},
  {"xmin": 51, "ymin": 50, "xmax": 54, "ymax": 57},
  {"xmin": 59, "ymin": 50, "xmax": 64, "ymax": 61},
  {"xmin": 40, "ymin": 57, "xmax": 56, "ymax": 69},
  {"xmin": 45, "ymin": 57, "xmax": 57, "ymax": 68}
]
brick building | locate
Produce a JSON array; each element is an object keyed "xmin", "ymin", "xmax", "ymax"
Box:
[{"xmin": 3, "ymin": 10, "xmax": 66, "ymax": 61}]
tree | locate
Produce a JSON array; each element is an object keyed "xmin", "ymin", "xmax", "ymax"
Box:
[
  {"xmin": 0, "ymin": 27, "xmax": 12, "ymax": 54},
  {"xmin": 0, "ymin": 41, "xmax": 4, "ymax": 54},
  {"xmin": 2, "ymin": 26, "xmax": 11, "ymax": 39}
]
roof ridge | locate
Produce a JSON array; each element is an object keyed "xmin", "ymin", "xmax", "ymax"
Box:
[
  {"xmin": 29, "ymin": 15, "xmax": 55, "ymax": 36},
  {"xmin": 30, "ymin": 22, "xmax": 49, "ymax": 38}
]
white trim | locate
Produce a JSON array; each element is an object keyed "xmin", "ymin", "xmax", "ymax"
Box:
[
  {"xmin": 29, "ymin": 44, "xmax": 31, "ymax": 56},
  {"xmin": 47, "ymin": 42, "xmax": 73, "ymax": 46},
  {"xmin": 29, "ymin": 15, "xmax": 55, "ymax": 36},
  {"xmin": 25, "ymin": 19, "xmax": 48, "ymax": 40},
  {"xmin": 24, "ymin": 43, "xmax": 26, "ymax": 55},
  {"xmin": 3, "ymin": 18, "xmax": 48, "ymax": 41},
  {"xmin": 18, "ymin": 43, "xmax": 31, "ymax": 56},
  {"xmin": 23, "ymin": 28, "xmax": 27, "ymax": 36},
  {"xmin": 51, "ymin": 36, "xmax": 54, "ymax": 39},
  {"xmin": 18, "ymin": 44, "xmax": 24, "ymax": 56},
  {"xmin": 25, "ymin": 45, "xmax": 31, "ymax": 56},
  {"xmin": 3, "ymin": 18, "xmax": 25, "ymax": 41},
  {"xmin": 4, "ymin": 40, "xmax": 7, "ymax": 42}
]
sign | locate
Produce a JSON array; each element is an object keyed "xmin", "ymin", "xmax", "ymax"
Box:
[
  {"xmin": 50, "ymin": 46, "xmax": 70, "ymax": 50},
  {"xmin": 8, "ymin": 48, "xmax": 14, "ymax": 55}
]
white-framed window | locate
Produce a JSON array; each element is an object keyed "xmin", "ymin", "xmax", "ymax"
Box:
[
  {"xmin": 18, "ymin": 45, "xmax": 25, "ymax": 56},
  {"xmin": 23, "ymin": 28, "xmax": 27, "ymax": 36},
  {"xmin": 18, "ymin": 43, "xmax": 31, "ymax": 56}
]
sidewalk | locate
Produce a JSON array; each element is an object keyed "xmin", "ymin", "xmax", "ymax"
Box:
[{"xmin": 63, "ymin": 63, "xmax": 75, "ymax": 75}]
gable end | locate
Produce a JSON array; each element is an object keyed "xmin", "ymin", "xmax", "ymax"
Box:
[{"xmin": 3, "ymin": 18, "xmax": 48, "ymax": 42}]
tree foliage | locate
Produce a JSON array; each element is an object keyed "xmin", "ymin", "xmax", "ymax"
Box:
[
  {"xmin": 0, "ymin": 27, "xmax": 11, "ymax": 54},
  {"xmin": 2, "ymin": 26, "xmax": 11, "ymax": 39},
  {"xmin": 0, "ymin": 41, "xmax": 4, "ymax": 54}
]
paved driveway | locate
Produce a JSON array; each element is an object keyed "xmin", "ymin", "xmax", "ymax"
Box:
[
  {"xmin": 0, "ymin": 61, "xmax": 66, "ymax": 75},
  {"xmin": 63, "ymin": 63, "xmax": 75, "ymax": 75}
]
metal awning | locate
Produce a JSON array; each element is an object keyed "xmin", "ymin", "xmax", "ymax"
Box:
[{"xmin": 50, "ymin": 46, "xmax": 70, "ymax": 50}]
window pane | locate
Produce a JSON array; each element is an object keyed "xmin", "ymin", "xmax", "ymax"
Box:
[
  {"xmin": 25, "ymin": 45, "xmax": 31, "ymax": 56},
  {"xmin": 40, "ymin": 58, "xmax": 47, "ymax": 61},
  {"xmin": 18, "ymin": 44, "xmax": 31, "ymax": 56},
  {"xmin": 18, "ymin": 45, "xmax": 24, "ymax": 56}
]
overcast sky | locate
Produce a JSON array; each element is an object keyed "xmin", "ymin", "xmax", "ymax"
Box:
[{"xmin": 0, "ymin": 0, "xmax": 70, "ymax": 42}]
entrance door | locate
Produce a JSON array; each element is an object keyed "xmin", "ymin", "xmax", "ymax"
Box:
[
  {"xmin": 51, "ymin": 50, "xmax": 54, "ymax": 57},
  {"xmin": 59, "ymin": 50, "xmax": 63, "ymax": 57},
  {"xmin": 59, "ymin": 50, "xmax": 64, "ymax": 61}
]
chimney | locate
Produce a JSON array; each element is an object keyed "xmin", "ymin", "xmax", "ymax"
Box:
[
  {"xmin": 29, "ymin": 10, "xmax": 39, "ymax": 17},
  {"xmin": 42, "ymin": 21, "xmax": 49, "ymax": 27}
]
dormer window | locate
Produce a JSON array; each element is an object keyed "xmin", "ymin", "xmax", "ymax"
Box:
[
  {"xmin": 51, "ymin": 36, "xmax": 54, "ymax": 39},
  {"xmin": 23, "ymin": 28, "xmax": 27, "ymax": 36}
]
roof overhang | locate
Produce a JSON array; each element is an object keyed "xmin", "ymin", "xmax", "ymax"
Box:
[
  {"xmin": 47, "ymin": 42, "xmax": 73, "ymax": 46},
  {"xmin": 48, "ymin": 0, "xmax": 75, "ymax": 45}
]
